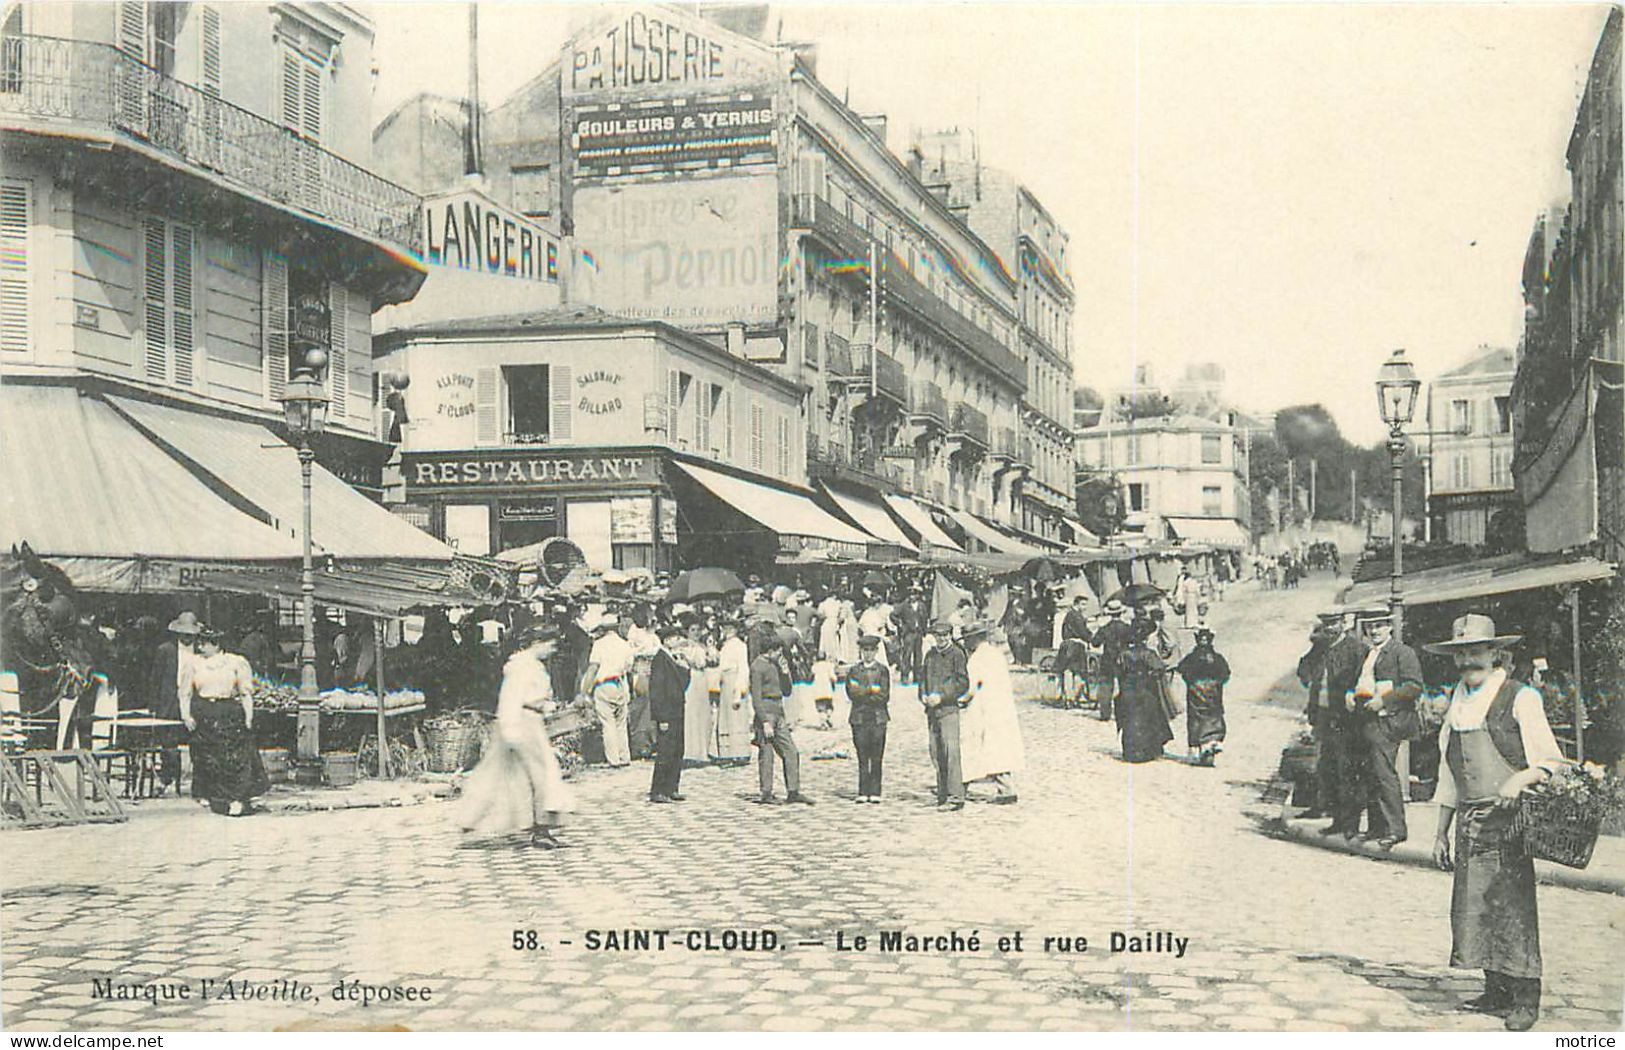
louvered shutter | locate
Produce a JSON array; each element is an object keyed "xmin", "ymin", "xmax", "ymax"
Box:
[
  {"xmin": 475, "ymin": 367, "xmax": 499, "ymax": 446},
  {"xmin": 142, "ymin": 216, "xmax": 168, "ymax": 381},
  {"xmin": 169, "ymin": 224, "xmax": 195, "ymax": 386},
  {"xmin": 301, "ymin": 61, "xmax": 322, "ymax": 141},
  {"xmin": 199, "ymin": 6, "xmax": 222, "ymax": 96},
  {"xmin": 0, "ymin": 179, "xmax": 29, "ymax": 355},
  {"xmin": 722, "ymin": 390, "xmax": 734, "ymax": 461},
  {"xmin": 698, "ymin": 383, "xmax": 713, "ymax": 454},
  {"xmin": 550, "ymin": 364, "xmax": 572, "ymax": 441},
  {"xmin": 279, "ymin": 50, "xmax": 302, "ymax": 130},
  {"xmin": 326, "ymin": 282, "xmax": 347, "ymax": 415},
  {"xmin": 114, "ymin": 2, "xmax": 149, "ymax": 131},
  {"xmin": 750, "ymin": 400, "xmax": 764, "ymax": 471},
  {"xmin": 262, "ymin": 252, "xmax": 288, "ymax": 399},
  {"xmin": 667, "ymin": 368, "xmax": 680, "ymax": 440}
]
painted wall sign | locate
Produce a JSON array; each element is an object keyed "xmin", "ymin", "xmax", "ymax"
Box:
[
  {"xmin": 405, "ymin": 450, "xmax": 656, "ymax": 490},
  {"xmin": 572, "ymin": 97, "xmax": 776, "ymax": 173},
  {"xmin": 422, "ymin": 189, "xmax": 559, "ymax": 283},
  {"xmin": 572, "ymin": 175, "xmax": 778, "ymax": 324},
  {"xmin": 565, "ymin": 10, "xmax": 767, "ymax": 95},
  {"xmin": 435, "ymin": 371, "xmax": 477, "ymax": 419},
  {"xmin": 577, "ymin": 369, "xmax": 626, "ymax": 416}
]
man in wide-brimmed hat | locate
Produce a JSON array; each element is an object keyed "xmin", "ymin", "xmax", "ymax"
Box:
[
  {"xmin": 1090, "ymin": 599, "xmax": 1135, "ymax": 723},
  {"xmin": 146, "ymin": 610, "xmax": 204, "ymax": 794},
  {"xmin": 1343, "ymin": 609, "xmax": 1424, "ymax": 850},
  {"xmin": 1426, "ymin": 614, "xmax": 1564, "ymax": 1031}
]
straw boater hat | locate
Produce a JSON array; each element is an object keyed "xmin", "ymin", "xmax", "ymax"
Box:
[
  {"xmin": 1424, "ymin": 613, "xmax": 1522, "ymax": 655},
  {"xmin": 1103, "ymin": 599, "xmax": 1126, "ymax": 615},
  {"xmin": 167, "ymin": 611, "xmax": 204, "ymax": 636}
]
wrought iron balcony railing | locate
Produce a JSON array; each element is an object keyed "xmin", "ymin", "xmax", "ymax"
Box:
[
  {"xmin": 992, "ymin": 426, "xmax": 1017, "ymax": 458},
  {"xmin": 848, "ymin": 343, "xmax": 908, "ymax": 406},
  {"xmin": 910, "ymin": 381, "xmax": 948, "ymax": 426},
  {"xmin": 949, "ymin": 401, "xmax": 990, "ymax": 447},
  {"xmin": 1, "ymin": 34, "xmax": 421, "ymax": 253}
]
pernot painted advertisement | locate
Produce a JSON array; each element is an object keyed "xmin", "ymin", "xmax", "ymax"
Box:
[{"xmin": 571, "ymin": 175, "xmax": 779, "ymax": 325}]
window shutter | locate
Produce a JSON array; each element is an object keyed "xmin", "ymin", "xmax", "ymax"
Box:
[
  {"xmin": 0, "ymin": 179, "xmax": 30, "ymax": 356},
  {"xmin": 169, "ymin": 224, "xmax": 195, "ymax": 386},
  {"xmin": 475, "ymin": 367, "xmax": 499, "ymax": 446},
  {"xmin": 300, "ymin": 60, "xmax": 322, "ymax": 142},
  {"xmin": 199, "ymin": 6, "xmax": 221, "ymax": 96},
  {"xmin": 776, "ymin": 416, "xmax": 790, "ymax": 477},
  {"xmin": 667, "ymin": 368, "xmax": 680, "ymax": 440},
  {"xmin": 116, "ymin": 1, "xmax": 149, "ymax": 59},
  {"xmin": 325, "ymin": 282, "xmax": 347, "ymax": 415},
  {"xmin": 262, "ymin": 252, "xmax": 288, "ymax": 399},
  {"xmin": 550, "ymin": 364, "xmax": 573, "ymax": 441},
  {"xmin": 279, "ymin": 50, "xmax": 302, "ymax": 130},
  {"xmin": 142, "ymin": 216, "xmax": 168, "ymax": 381},
  {"xmin": 750, "ymin": 400, "xmax": 764, "ymax": 471},
  {"xmin": 722, "ymin": 389, "xmax": 734, "ymax": 461},
  {"xmin": 698, "ymin": 383, "xmax": 714, "ymax": 453}
]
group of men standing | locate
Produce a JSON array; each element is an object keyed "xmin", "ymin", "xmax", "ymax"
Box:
[{"xmin": 1297, "ymin": 609, "xmax": 1424, "ymax": 849}]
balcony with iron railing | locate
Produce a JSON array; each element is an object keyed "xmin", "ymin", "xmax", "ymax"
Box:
[
  {"xmin": 990, "ymin": 426, "xmax": 1018, "ymax": 461},
  {"xmin": 0, "ymin": 34, "xmax": 421, "ymax": 256},
  {"xmin": 807, "ymin": 430, "xmax": 907, "ymax": 491},
  {"xmin": 909, "ymin": 381, "xmax": 948, "ymax": 427},
  {"xmin": 848, "ymin": 343, "xmax": 908, "ymax": 408},
  {"xmin": 948, "ymin": 401, "xmax": 989, "ymax": 449}
]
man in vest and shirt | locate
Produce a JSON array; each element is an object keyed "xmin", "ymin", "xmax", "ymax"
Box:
[
  {"xmin": 750, "ymin": 636, "xmax": 813, "ymax": 805},
  {"xmin": 1347, "ymin": 610, "xmax": 1424, "ymax": 849},
  {"xmin": 1427, "ymin": 615, "xmax": 1564, "ymax": 1032}
]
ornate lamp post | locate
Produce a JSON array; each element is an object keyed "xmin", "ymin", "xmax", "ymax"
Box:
[
  {"xmin": 1375, "ymin": 349, "xmax": 1421, "ymax": 640},
  {"xmin": 279, "ymin": 373, "xmax": 330, "ymax": 780}
]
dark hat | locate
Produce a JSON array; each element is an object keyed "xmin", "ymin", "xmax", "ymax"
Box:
[
  {"xmin": 1194, "ymin": 627, "xmax": 1216, "ymax": 641},
  {"xmin": 658, "ymin": 621, "xmax": 686, "ymax": 640},
  {"xmin": 928, "ymin": 619, "xmax": 953, "ymax": 635},
  {"xmin": 514, "ymin": 622, "xmax": 561, "ymax": 648},
  {"xmin": 858, "ymin": 634, "xmax": 882, "ymax": 649},
  {"xmin": 196, "ymin": 622, "xmax": 224, "ymax": 641},
  {"xmin": 960, "ymin": 620, "xmax": 992, "ymax": 639}
]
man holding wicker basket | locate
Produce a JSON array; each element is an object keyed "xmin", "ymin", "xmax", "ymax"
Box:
[{"xmin": 1428, "ymin": 614, "xmax": 1566, "ymax": 1032}]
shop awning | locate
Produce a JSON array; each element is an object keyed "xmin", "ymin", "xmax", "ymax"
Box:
[
  {"xmin": 818, "ymin": 483, "xmax": 918, "ymax": 553},
  {"xmin": 1165, "ymin": 517, "xmax": 1250, "ymax": 549},
  {"xmin": 199, "ymin": 558, "xmax": 512, "ymax": 618},
  {"xmin": 1059, "ymin": 517, "xmax": 1101, "ymax": 547},
  {"xmin": 881, "ymin": 495, "xmax": 964, "ymax": 552},
  {"xmin": 669, "ymin": 462, "xmax": 874, "ymax": 551},
  {"xmin": 946, "ymin": 509, "xmax": 1052, "ymax": 558},
  {"xmin": 1335, "ymin": 554, "xmax": 1616, "ymax": 612},
  {"xmin": 0, "ymin": 384, "xmax": 303, "ymax": 565},
  {"xmin": 108, "ymin": 396, "xmax": 452, "ymax": 561}
]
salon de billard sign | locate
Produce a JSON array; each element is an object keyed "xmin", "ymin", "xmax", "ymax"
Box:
[{"xmin": 404, "ymin": 450, "xmax": 655, "ymax": 490}]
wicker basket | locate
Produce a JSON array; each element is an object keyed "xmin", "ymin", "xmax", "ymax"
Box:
[
  {"xmin": 424, "ymin": 720, "xmax": 488, "ymax": 773},
  {"xmin": 1513, "ymin": 791, "xmax": 1602, "ymax": 870}
]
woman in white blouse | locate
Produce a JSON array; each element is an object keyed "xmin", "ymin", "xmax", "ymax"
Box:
[
  {"xmin": 181, "ymin": 625, "xmax": 268, "ymax": 816},
  {"xmin": 1427, "ymin": 614, "xmax": 1565, "ymax": 1032}
]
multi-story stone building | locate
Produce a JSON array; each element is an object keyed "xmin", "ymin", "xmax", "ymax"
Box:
[
  {"xmin": 1073, "ymin": 413, "xmax": 1251, "ymax": 549},
  {"xmin": 1425, "ymin": 346, "xmax": 1518, "ymax": 547},
  {"xmin": 909, "ymin": 128, "xmax": 1077, "ymax": 543},
  {"xmin": 1, "ymin": 2, "xmax": 441, "ymax": 582},
  {"xmin": 372, "ymin": 3, "xmax": 1058, "ymax": 558}
]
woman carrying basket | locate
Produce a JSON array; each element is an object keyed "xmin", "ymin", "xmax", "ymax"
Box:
[{"xmin": 1427, "ymin": 614, "xmax": 1566, "ymax": 1032}]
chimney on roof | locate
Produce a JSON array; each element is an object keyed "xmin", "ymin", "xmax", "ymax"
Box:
[{"xmin": 860, "ymin": 113, "xmax": 888, "ymax": 144}]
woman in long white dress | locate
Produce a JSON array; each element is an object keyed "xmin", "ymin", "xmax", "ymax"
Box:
[
  {"xmin": 712, "ymin": 619, "xmax": 753, "ymax": 763},
  {"xmin": 457, "ymin": 623, "xmax": 576, "ymax": 848},
  {"xmin": 959, "ymin": 622, "xmax": 1025, "ymax": 803}
]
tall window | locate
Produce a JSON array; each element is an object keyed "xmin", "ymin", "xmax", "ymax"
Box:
[
  {"xmin": 1127, "ymin": 482, "xmax": 1146, "ymax": 512},
  {"xmin": 1493, "ymin": 396, "xmax": 1512, "ymax": 435},
  {"xmin": 1125, "ymin": 433, "xmax": 1142, "ymax": 466},
  {"xmin": 1450, "ymin": 398, "xmax": 1472, "ymax": 435},
  {"xmin": 1201, "ymin": 434, "xmax": 1222, "ymax": 464},
  {"xmin": 512, "ymin": 165, "xmax": 554, "ymax": 218},
  {"xmin": 141, "ymin": 215, "xmax": 198, "ymax": 388},
  {"xmin": 1451, "ymin": 453, "xmax": 1472, "ymax": 490},
  {"xmin": 503, "ymin": 365, "xmax": 551, "ymax": 444},
  {"xmin": 1490, "ymin": 448, "xmax": 1511, "ymax": 488}
]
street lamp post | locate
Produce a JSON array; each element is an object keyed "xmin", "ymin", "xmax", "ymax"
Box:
[
  {"xmin": 280, "ymin": 374, "xmax": 330, "ymax": 781},
  {"xmin": 1375, "ymin": 349, "xmax": 1421, "ymax": 641}
]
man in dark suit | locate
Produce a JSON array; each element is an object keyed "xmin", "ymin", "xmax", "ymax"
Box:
[
  {"xmin": 148, "ymin": 611, "xmax": 202, "ymax": 794},
  {"xmin": 751, "ymin": 636, "xmax": 812, "ymax": 805},
  {"xmin": 1090, "ymin": 600, "xmax": 1135, "ymax": 722},
  {"xmin": 919, "ymin": 621, "xmax": 970, "ymax": 811},
  {"xmin": 648, "ymin": 622, "xmax": 689, "ymax": 803},
  {"xmin": 1301, "ymin": 613, "xmax": 1370, "ymax": 829},
  {"xmin": 1347, "ymin": 611, "xmax": 1424, "ymax": 848},
  {"xmin": 845, "ymin": 635, "xmax": 890, "ymax": 803},
  {"xmin": 894, "ymin": 590, "xmax": 925, "ymax": 686}
]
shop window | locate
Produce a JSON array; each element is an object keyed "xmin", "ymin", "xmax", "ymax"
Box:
[
  {"xmin": 503, "ymin": 364, "xmax": 551, "ymax": 444},
  {"xmin": 1202, "ymin": 486, "xmax": 1222, "ymax": 516}
]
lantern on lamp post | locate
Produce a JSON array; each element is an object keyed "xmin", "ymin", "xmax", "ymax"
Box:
[
  {"xmin": 279, "ymin": 371, "xmax": 329, "ymax": 777},
  {"xmin": 1375, "ymin": 349, "xmax": 1421, "ymax": 640}
]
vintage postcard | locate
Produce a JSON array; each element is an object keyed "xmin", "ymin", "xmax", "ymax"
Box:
[{"xmin": 1, "ymin": 0, "xmax": 1621, "ymax": 1035}]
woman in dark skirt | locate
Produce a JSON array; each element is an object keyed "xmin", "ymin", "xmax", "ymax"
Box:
[
  {"xmin": 1176, "ymin": 627, "xmax": 1230, "ymax": 766},
  {"xmin": 1115, "ymin": 619, "xmax": 1173, "ymax": 763},
  {"xmin": 181, "ymin": 626, "xmax": 269, "ymax": 816}
]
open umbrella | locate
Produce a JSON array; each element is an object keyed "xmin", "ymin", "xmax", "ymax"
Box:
[
  {"xmin": 1107, "ymin": 582, "xmax": 1165, "ymax": 608},
  {"xmin": 669, "ymin": 567, "xmax": 745, "ymax": 602},
  {"xmin": 1020, "ymin": 556, "xmax": 1063, "ymax": 583},
  {"xmin": 862, "ymin": 570, "xmax": 894, "ymax": 590}
]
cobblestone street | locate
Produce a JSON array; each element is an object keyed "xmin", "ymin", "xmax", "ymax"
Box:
[{"xmin": 2, "ymin": 577, "xmax": 1621, "ymax": 1032}]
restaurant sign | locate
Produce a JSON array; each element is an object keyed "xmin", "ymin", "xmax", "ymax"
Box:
[
  {"xmin": 405, "ymin": 449, "xmax": 656, "ymax": 491},
  {"xmin": 572, "ymin": 97, "xmax": 776, "ymax": 173}
]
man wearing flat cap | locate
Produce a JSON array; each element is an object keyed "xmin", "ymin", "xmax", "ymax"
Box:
[
  {"xmin": 845, "ymin": 634, "xmax": 891, "ymax": 803},
  {"xmin": 918, "ymin": 621, "xmax": 969, "ymax": 810},
  {"xmin": 1344, "ymin": 610, "xmax": 1424, "ymax": 849},
  {"xmin": 1427, "ymin": 614, "xmax": 1563, "ymax": 1031}
]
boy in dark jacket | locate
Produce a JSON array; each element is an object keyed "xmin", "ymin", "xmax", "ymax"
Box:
[{"xmin": 846, "ymin": 634, "xmax": 890, "ymax": 803}]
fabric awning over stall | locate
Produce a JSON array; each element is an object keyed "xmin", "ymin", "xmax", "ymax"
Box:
[
  {"xmin": 0, "ymin": 385, "xmax": 304, "ymax": 576},
  {"xmin": 1059, "ymin": 517, "xmax": 1101, "ymax": 547},
  {"xmin": 199, "ymin": 558, "xmax": 511, "ymax": 617},
  {"xmin": 1335, "ymin": 554, "xmax": 1616, "ymax": 613},
  {"xmin": 818, "ymin": 483, "xmax": 918, "ymax": 553},
  {"xmin": 109, "ymin": 396, "xmax": 452, "ymax": 561},
  {"xmin": 669, "ymin": 462, "xmax": 874, "ymax": 551},
  {"xmin": 1165, "ymin": 517, "xmax": 1250, "ymax": 549},
  {"xmin": 946, "ymin": 509, "xmax": 1051, "ymax": 558},
  {"xmin": 882, "ymin": 495, "xmax": 964, "ymax": 552}
]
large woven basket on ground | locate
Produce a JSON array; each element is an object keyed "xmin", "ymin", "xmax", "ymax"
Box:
[
  {"xmin": 424, "ymin": 719, "xmax": 488, "ymax": 773},
  {"xmin": 1513, "ymin": 792, "xmax": 1602, "ymax": 869}
]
